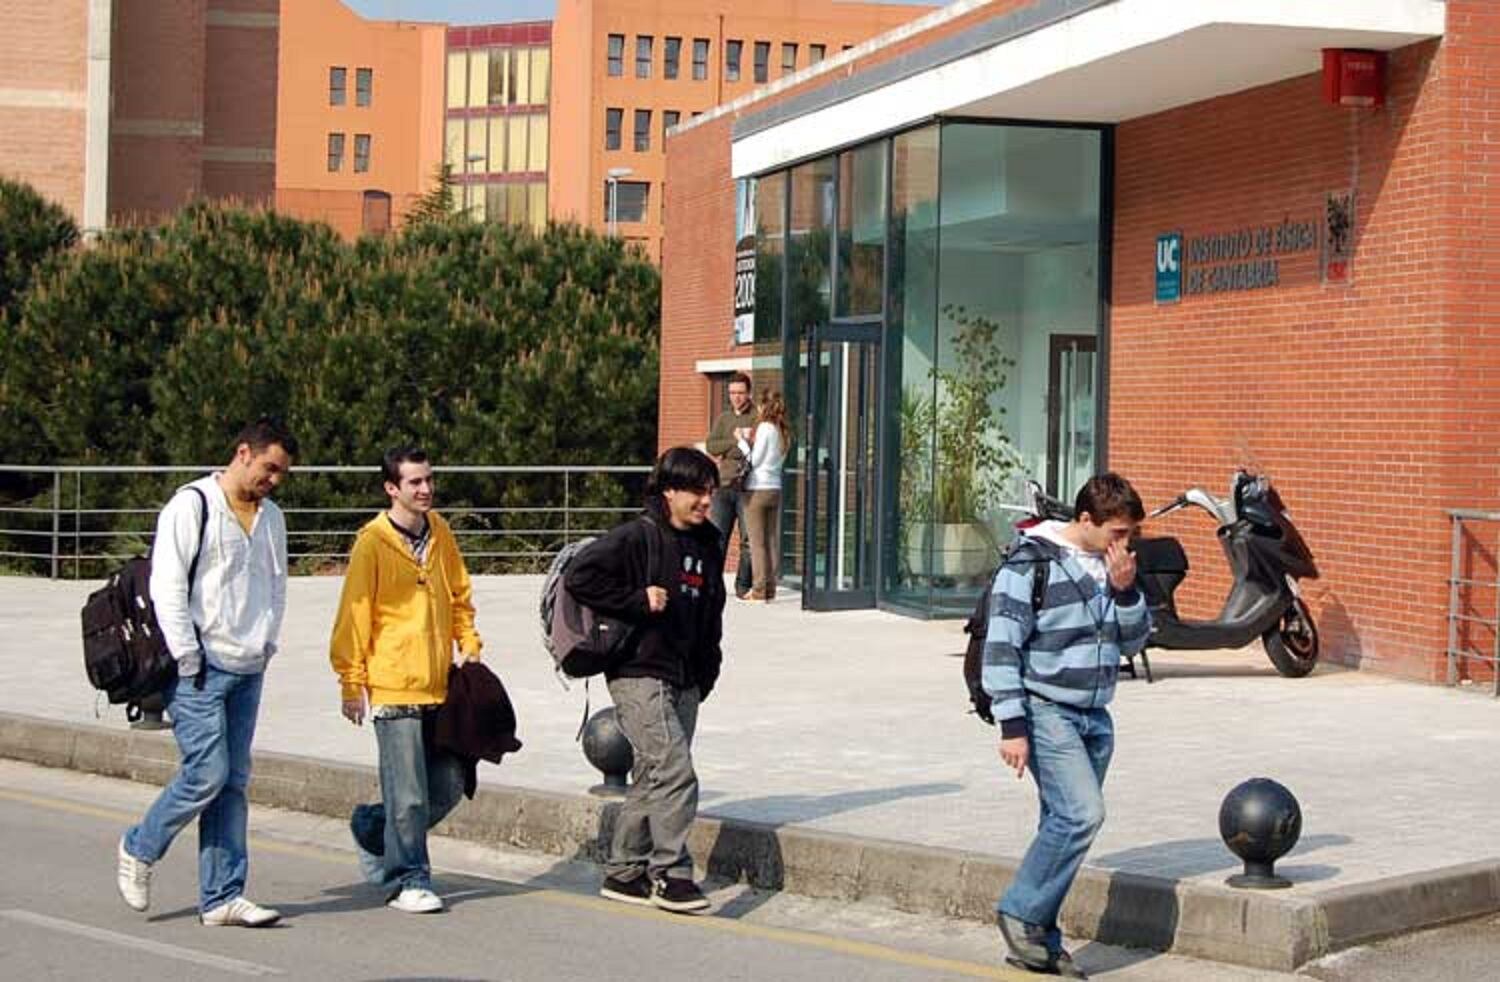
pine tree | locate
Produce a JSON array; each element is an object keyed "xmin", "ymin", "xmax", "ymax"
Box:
[{"xmin": 403, "ymin": 163, "xmax": 458, "ymax": 229}]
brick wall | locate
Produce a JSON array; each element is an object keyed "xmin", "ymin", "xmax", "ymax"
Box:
[
  {"xmin": 0, "ymin": 0, "xmax": 89, "ymax": 221},
  {"xmin": 203, "ymin": 0, "xmax": 278, "ymax": 204}
]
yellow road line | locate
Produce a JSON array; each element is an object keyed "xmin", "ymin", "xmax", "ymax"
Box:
[{"xmin": 0, "ymin": 785, "xmax": 1026, "ymax": 980}]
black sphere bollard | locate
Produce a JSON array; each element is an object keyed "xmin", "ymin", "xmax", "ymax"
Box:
[
  {"xmin": 580, "ymin": 707, "xmax": 633, "ymax": 798},
  {"xmin": 126, "ymin": 693, "xmax": 172, "ymax": 731},
  {"xmin": 1219, "ymin": 778, "xmax": 1302, "ymax": 889}
]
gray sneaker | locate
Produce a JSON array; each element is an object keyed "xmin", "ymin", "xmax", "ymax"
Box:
[{"xmin": 998, "ymin": 912, "xmax": 1052, "ymax": 970}]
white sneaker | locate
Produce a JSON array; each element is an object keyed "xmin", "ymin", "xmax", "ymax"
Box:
[
  {"xmin": 201, "ymin": 897, "xmax": 282, "ymax": 927},
  {"xmin": 387, "ymin": 887, "xmax": 444, "ymax": 914},
  {"xmin": 116, "ymin": 837, "xmax": 152, "ymax": 911}
]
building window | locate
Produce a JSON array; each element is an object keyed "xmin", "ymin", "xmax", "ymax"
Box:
[
  {"xmin": 636, "ymin": 35, "xmax": 652, "ymax": 78},
  {"xmin": 664, "ymin": 36, "xmax": 681, "ymax": 79},
  {"xmin": 355, "ymin": 67, "xmax": 372, "ymax": 106},
  {"xmin": 605, "ymin": 107, "xmax": 622, "ymax": 150},
  {"xmin": 607, "ymin": 34, "xmax": 624, "ymax": 76},
  {"xmin": 329, "ymin": 66, "xmax": 346, "ymax": 105},
  {"xmin": 691, "ymin": 110, "xmax": 702, "ymax": 119},
  {"xmin": 810, "ymin": 44, "xmax": 826, "ymax": 64},
  {"xmin": 603, "ymin": 180, "xmax": 649, "ymax": 223},
  {"xmin": 327, "ymin": 132, "xmax": 344, "ymax": 171},
  {"xmin": 781, "ymin": 43, "xmax": 797, "ymax": 75},
  {"xmin": 353, "ymin": 133, "xmax": 371, "ymax": 172},
  {"xmin": 446, "ymin": 51, "xmax": 466, "ymax": 108},
  {"xmin": 753, "ymin": 42, "xmax": 769, "ymax": 83},
  {"xmin": 725, "ymin": 40, "xmax": 742, "ymax": 82},
  {"xmin": 692, "ymin": 38, "xmax": 708, "ymax": 80},
  {"xmin": 634, "ymin": 109, "xmax": 651, "ymax": 152},
  {"xmin": 842, "ymin": 43, "xmax": 853, "ymax": 51},
  {"xmin": 663, "ymin": 109, "xmax": 679, "ymax": 143}
]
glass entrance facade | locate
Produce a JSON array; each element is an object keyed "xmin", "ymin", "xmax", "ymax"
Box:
[{"xmin": 746, "ymin": 120, "xmax": 1108, "ymax": 617}]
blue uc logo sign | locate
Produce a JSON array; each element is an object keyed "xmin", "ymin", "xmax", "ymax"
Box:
[{"xmin": 1155, "ymin": 232, "xmax": 1182, "ymax": 304}]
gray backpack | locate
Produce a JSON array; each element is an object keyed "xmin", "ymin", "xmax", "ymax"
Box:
[{"xmin": 540, "ymin": 518, "xmax": 661, "ymax": 679}]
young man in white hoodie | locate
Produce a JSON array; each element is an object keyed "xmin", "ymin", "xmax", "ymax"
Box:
[{"xmin": 115, "ymin": 417, "xmax": 296, "ymax": 927}]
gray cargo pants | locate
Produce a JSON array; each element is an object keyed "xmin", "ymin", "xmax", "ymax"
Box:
[{"xmin": 605, "ymin": 677, "xmax": 701, "ymax": 882}]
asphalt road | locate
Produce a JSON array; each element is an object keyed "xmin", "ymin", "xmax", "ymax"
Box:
[{"xmin": 1, "ymin": 759, "xmax": 1494, "ymax": 982}]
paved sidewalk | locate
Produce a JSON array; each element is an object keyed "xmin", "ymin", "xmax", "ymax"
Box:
[{"xmin": 4, "ymin": 574, "xmax": 1499, "ymax": 966}]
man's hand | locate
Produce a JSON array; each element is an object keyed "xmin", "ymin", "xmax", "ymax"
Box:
[
  {"xmin": 342, "ymin": 695, "xmax": 366, "ymax": 726},
  {"xmin": 645, "ymin": 585, "xmax": 669, "ymax": 613},
  {"xmin": 999, "ymin": 735, "xmax": 1029, "ymax": 779},
  {"xmin": 1106, "ymin": 539, "xmax": 1137, "ymax": 593}
]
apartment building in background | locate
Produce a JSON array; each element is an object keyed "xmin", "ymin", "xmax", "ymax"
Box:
[
  {"xmin": 549, "ymin": 0, "xmax": 923, "ymax": 259},
  {"xmin": 0, "ymin": 0, "xmax": 279, "ymax": 231},
  {"xmin": 275, "ymin": 0, "xmax": 445, "ymax": 237}
]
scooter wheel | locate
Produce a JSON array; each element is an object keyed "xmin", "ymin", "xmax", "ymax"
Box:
[{"xmin": 1262, "ymin": 598, "xmax": 1319, "ymax": 678}]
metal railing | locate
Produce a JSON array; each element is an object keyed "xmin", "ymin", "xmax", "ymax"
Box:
[
  {"xmin": 0, "ymin": 464, "xmax": 651, "ymax": 579},
  {"xmin": 1446, "ymin": 508, "xmax": 1500, "ymax": 696}
]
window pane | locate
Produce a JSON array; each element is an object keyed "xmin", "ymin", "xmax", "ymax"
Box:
[
  {"xmin": 327, "ymin": 132, "xmax": 344, "ymax": 171},
  {"xmin": 356, "ymin": 68, "xmax": 372, "ymax": 106},
  {"xmin": 664, "ymin": 37, "xmax": 680, "ymax": 79},
  {"xmin": 886, "ymin": 125, "xmax": 940, "ymax": 609},
  {"xmin": 330, "ymin": 66, "xmax": 346, "ymax": 105},
  {"xmin": 616, "ymin": 181, "xmax": 648, "ymax": 222},
  {"xmin": 634, "ymin": 109, "xmax": 651, "ymax": 152},
  {"xmin": 507, "ymin": 184, "xmax": 526, "ymax": 223},
  {"xmin": 753, "ymin": 171, "xmax": 785, "ymax": 345},
  {"xmin": 530, "ymin": 47, "xmax": 550, "ymax": 103},
  {"xmin": 488, "ymin": 116, "xmax": 506, "ymax": 172},
  {"xmin": 468, "ymin": 183, "xmax": 486, "ymax": 221},
  {"xmin": 836, "ymin": 141, "xmax": 886, "ymax": 317},
  {"xmin": 514, "ymin": 48, "xmax": 531, "ymax": 105},
  {"xmin": 488, "ymin": 49, "xmax": 507, "ymax": 106},
  {"xmin": 528, "ymin": 114, "xmax": 547, "ymax": 172},
  {"xmin": 636, "ymin": 35, "xmax": 652, "ymax": 78},
  {"xmin": 467, "ymin": 52, "xmax": 487, "ymax": 109},
  {"xmin": 782, "ymin": 43, "xmax": 797, "ymax": 74},
  {"xmin": 509, "ymin": 115, "xmax": 527, "ymax": 171},
  {"xmin": 726, "ymin": 40, "xmax": 741, "ymax": 82},
  {"xmin": 754, "ymin": 42, "xmax": 769, "ymax": 83},
  {"xmin": 529, "ymin": 182, "xmax": 546, "ymax": 230},
  {"xmin": 354, "ymin": 133, "xmax": 371, "ymax": 172},
  {"xmin": 486, "ymin": 183, "xmax": 506, "ymax": 223},
  {"xmin": 605, "ymin": 107, "xmax": 622, "ymax": 150},
  {"xmin": 692, "ymin": 38, "xmax": 708, "ymax": 80},
  {"xmin": 607, "ymin": 34, "xmax": 623, "ymax": 76},
  {"xmin": 810, "ymin": 44, "xmax": 825, "ymax": 64},
  {"xmin": 663, "ymin": 109, "xmax": 679, "ymax": 143},
  {"xmin": 446, "ymin": 52, "xmax": 466, "ymax": 108},
  {"xmin": 445, "ymin": 119, "xmax": 464, "ymax": 170},
  {"xmin": 464, "ymin": 117, "xmax": 487, "ymax": 173}
]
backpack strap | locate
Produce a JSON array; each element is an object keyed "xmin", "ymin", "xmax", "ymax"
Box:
[
  {"xmin": 183, "ymin": 486, "xmax": 209, "ymax": 691},
  {"xmin": 1001, "ymin": 535, "xmax": 1053, "ymax": 618}
]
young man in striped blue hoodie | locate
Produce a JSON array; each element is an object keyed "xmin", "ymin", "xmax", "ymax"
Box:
[{"xmin": 984, "ymin": 473, "xmax": 1150, "ymax": 979}]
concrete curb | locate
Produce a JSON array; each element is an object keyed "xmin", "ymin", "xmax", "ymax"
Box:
[{"xmin": 3, "ymin": 710, "xmax": 1497, "ymax": 971}]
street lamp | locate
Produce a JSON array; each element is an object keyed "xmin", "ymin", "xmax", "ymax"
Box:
[
  {"xmin": 605, "ymin": 166, "xmax": 633, "ymax": 238},
  {"xmin": 464, "ymin": 152, "xmax": 486, "ymax": 216}
]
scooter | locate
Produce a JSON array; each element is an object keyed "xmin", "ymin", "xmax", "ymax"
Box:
[{"xmin": 1023, "ymin": 471, "xmax": 1320, "ymax": 680}]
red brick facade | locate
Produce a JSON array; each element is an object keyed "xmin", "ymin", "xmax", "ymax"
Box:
[{"xmin": 661, "ymin": 1, "xmax": 1500, "ymax": 680}]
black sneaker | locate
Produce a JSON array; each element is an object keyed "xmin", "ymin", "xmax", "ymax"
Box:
[
  {"xmin": 650, "ymin": 876, "xmax": 710, "ymax": 913},
  {"xmin": 599, "ymin": 874, "xmax": 652, "ymax": 906}
]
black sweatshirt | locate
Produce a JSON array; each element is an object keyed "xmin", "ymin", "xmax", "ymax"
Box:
[{"xmin": 564, "ymin": 506, "xmax": 726, "ymax": 698}]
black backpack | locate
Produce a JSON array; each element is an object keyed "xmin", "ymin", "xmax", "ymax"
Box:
[
  {"xmin": 962, "ymin": 537, "xmax": 1050, "ymax": 725},
  {"xmin": 81, "ymin": 487, "xmax": 208, "ymax": 707}
]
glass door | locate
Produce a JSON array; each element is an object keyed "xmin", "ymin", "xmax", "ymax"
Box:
[
  {"xmin": 1047, "ymin": 334, "xmax": 1098, "ymax": 503},
  {"xmin": 802, "ymin": 323, "xmax": 880, "ymax": 610}
]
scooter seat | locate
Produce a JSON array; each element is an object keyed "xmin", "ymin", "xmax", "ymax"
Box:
[{"xmin": 1134, "ymin": 536, "xmax": 1188, "ymax": 573}]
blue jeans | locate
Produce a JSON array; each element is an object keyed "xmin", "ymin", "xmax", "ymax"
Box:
[
  {"xmin": 350, "ymin": 711, "xmax": 466, "ymax": 892},
  {"xmin": 124, "ymin": 665, "xmax": 264, "ymax": 912},
  {"xmin": 710, "ymin": 488, "xmax": 753, "ymax": 595},
  {"xmin": 998, "ymin": 700, "xmax": 1114, "ymax": 950}
]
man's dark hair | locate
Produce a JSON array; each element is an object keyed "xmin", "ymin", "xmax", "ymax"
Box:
[
  {"xmin": 381, "ymin": 446, "xmax": 430, "ymax": 485},
  {"xmin": 1074, "ymin": 472, "xmax": 1145, "ymax": 524},
  {"xmin": 232, "ymin": 415, "xmax": 299, "ymax": 459},
  {"xmin": 728, "ymin": 371, "xmax": 752, "ymax": 391},
  {"xmin": 647, "ymin": 446, "xmax": 719, "ymax": 498}
]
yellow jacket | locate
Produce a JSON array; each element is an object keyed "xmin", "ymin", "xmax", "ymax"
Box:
[{"xmin": 329, "ymin": 511, "xmax": 482, "ymax": 705}]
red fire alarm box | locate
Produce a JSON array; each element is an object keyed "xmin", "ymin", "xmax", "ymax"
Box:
[{"xmin": 1322, "ymin": 49, "xmax": 1386, "ymax": 108}]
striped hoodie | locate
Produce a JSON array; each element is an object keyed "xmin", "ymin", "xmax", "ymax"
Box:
[{"xmin": 981, "ymin": 523, "xmax": 1151, "ymax": 738}]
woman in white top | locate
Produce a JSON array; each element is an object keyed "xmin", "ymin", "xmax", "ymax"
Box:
[{"xmin": 735, "ymin": 389, "xmax": 790, "ymax": 601}]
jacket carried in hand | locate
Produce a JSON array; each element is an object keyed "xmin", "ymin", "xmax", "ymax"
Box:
[
  {"xmin": 564, "ymin": 505, "xmax": 726, "ymax": 698},
  {"xmin": 981, "ymin": 531, "xmax": 1151, "ymax": 738},
  {"xmin": 329, "ymin": 511, "xmax": 482, "ymax": 706}
]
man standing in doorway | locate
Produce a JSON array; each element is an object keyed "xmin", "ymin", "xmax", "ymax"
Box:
[
  {"xmin": 330, "ymin": 447, "xmax": 483, "ymax": 914},
  {"xmin": 115, "ymin": 416, "xmax": 297, "ymax": 927},
  {"xmin": 704, "ymin": 371, "xmax": 756, "ymax": 599},
  {"xmin": 566, "ymin": 447, "xmax": 726, "ymax": 913},
  {"xmin": 984, "ymin": 473, "xmax": 1149, "ymax": 979}
]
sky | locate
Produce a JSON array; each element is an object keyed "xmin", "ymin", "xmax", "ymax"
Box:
[{"xmin": 342, "ymin": 0, "xmax": 944, "ymax": 26}]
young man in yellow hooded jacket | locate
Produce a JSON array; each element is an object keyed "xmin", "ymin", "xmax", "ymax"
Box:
[{"xmin": 330, "ymin": 447, "xmax": 482, "ymax": 914}]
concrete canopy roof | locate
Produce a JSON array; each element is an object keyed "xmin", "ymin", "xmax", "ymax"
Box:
[{"xmin": 730, "ymin": 0, "xmax": 1446, "ymax": 178}]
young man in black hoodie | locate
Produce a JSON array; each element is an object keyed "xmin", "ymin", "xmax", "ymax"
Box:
[{"xmin": 565, "ymin": 447, "xmax": 726, "ymax": 913}]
